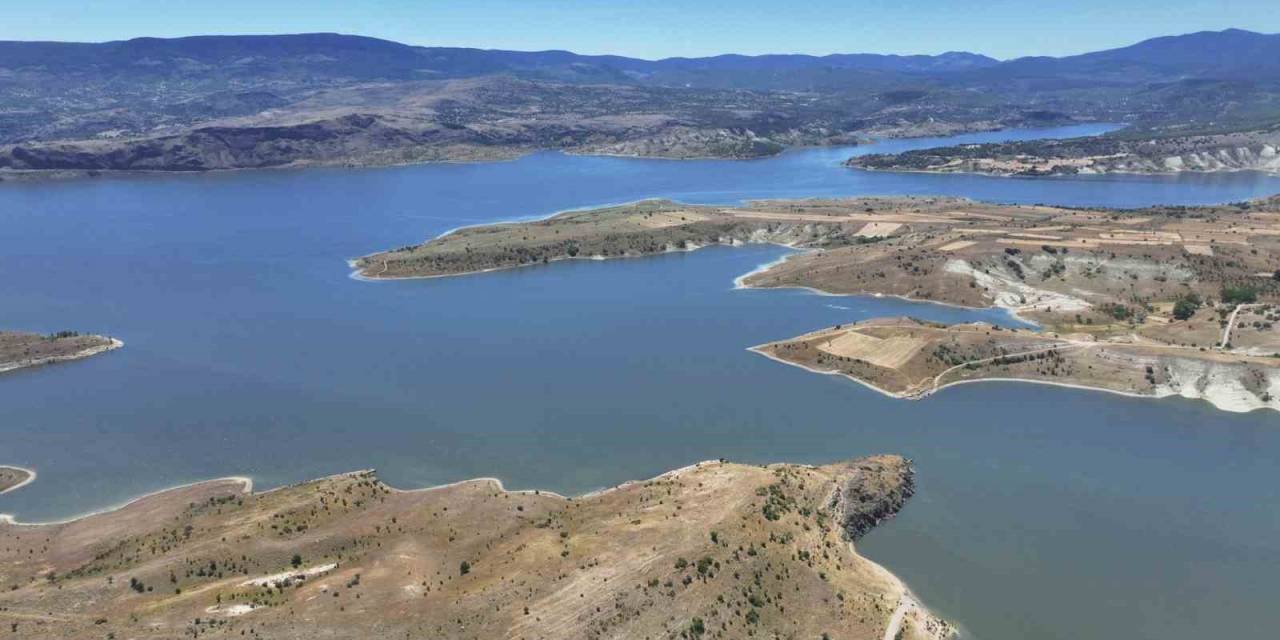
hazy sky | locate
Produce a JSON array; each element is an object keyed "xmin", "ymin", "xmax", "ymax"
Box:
[{"xmin": 3, "ymin": 0, "xmax": 1276, "ymax": 59}]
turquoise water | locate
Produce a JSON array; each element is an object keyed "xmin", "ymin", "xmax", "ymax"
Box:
[{"xmin": 2, "ymin": 124, "xmax": 1279, "ymax": 639}]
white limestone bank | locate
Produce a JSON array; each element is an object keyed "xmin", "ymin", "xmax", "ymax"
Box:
[{"xmin": 1154, "ymin": 357, "xmax": 1280, "ymax": 413}]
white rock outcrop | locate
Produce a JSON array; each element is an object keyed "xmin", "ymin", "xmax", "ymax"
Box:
[{"xmin": 1154, "ymin": 358, "xmax": 1280, "ymax": 413}]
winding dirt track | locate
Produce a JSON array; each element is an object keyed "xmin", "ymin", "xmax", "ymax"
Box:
[{"xmin": 883, "ymin": 595, "xmax": 918, "ymax": 640}]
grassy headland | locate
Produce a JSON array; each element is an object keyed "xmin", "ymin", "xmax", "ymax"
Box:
[
  {"xmin": 0, "ymin": 330, "xmax": 121, "ymax": 375},
  {"xmin": 0, "ymin": 457, "xmax": 950, "ymax": 640}
]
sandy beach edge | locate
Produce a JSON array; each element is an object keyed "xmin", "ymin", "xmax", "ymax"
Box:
[
  {"xmin": 0, "ymin": 457, "xmax": 745, "ymax": 528},
  {"xmin": 0, "ymin": 475, "xmax": 253, "ymax": 527},
  {"xmin": 0, "ymin": 466, "xmax": 37, "ymax": 496},
  {"xmin": 0, "ymin": 336, "xmax": 124, "ymax": 375}
]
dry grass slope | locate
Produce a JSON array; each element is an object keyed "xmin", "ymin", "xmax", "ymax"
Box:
[
  {"xmin": 0, "ymin": 457, "xmax": 950, "ymax": 640},
  {"xmin": 0, "ymin": 330, "xmax": 120, "ymax": 375}
]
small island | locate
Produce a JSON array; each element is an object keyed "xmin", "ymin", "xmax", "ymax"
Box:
[
  {"xmin": 0, "ymin": 456, "xmax": 950, "ymax": 640},
  {"xmin": 355, "ymin": 195, "xmax": 1280, "ymax": 412},
  {"xmin": 0, "ymin": 330, "xmax": 122, "ymax": 375},
  {"xmin": 0, "ymin": 467, "xmax": 34, "ymax": 495}
]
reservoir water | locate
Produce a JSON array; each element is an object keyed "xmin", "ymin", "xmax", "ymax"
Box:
[{"xmin": 2, "ymin": 124, "xmax": 1279, "ymax": 639}]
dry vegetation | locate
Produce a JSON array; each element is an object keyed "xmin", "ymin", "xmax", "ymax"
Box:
[
  {"xmin": 0, "ymin": 330, "xmax": 120, "ymax": 375},
  {"xmin": 752, "ymin": 317, "xmax": 1280, "ymax": 406},
  {"xmin": 0, "ymin": 457, "xmax": 950, "ymax": 640},
  {"xmin": 357, "ymin": 195, "xmax": 1280, "ymax": 410}
]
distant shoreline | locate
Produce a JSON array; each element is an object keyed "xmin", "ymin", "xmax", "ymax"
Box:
[
  {"xmin": 0, "ymin": 121, "xmax": 1112, "ymax": 187},
  {"xmin": 848, "ymin": 164, "xmax": 1280, "ymax": 179}
]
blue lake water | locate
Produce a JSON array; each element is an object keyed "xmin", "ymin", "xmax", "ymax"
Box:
[{"xmin": 2, "ymin": 123, "xmax": 1280, "ymax": 639}]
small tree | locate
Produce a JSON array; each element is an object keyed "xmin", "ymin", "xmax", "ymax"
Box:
[
  {"xmin": 1173, "ymin": 294, "xmax": 1201, "ymax": 321},
  {"xmin": 696, "ymin": 556, "xmax": 714, "ymax": 577},
  {"xmin": 291, "ymin": 554, "xmax": 303, "ymax": 568},
  {"xmin": 459, "ymin": 561, "xmax": 471, "ymax": 576}
]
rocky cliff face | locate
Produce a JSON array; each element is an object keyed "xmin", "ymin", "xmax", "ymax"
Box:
[
  {"xmin": 1080, "ymin": 144, "xmax": 1280, "ymax": 174},
  {"xmin": 829, "ymin": 456, "xmax": 915, "ymax": 541}
]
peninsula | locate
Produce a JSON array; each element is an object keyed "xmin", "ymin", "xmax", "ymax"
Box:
[
  {"xmin": 355, "ymin": 195, "xmax": 1280, "ymax": 412},
  {"xmin": 847, "ymin": 125, "xmax": 1280, "ymax": 176},
  {"xmin": 0, "ymin": 467, "xmax": 34, "ymax": 495},
  {"xmin": 0, "ymin": 456, "xmax": 951, "ymax": 640},
  {"xmin": 0, "ymin": 330, "xmax": 122, "ymax": 375}
]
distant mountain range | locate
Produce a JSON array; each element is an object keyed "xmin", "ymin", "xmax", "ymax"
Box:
[
  {"xmin": 1, "ymin": 29, "xmax": 1277, "ymax": 176},
  {"xmin": 0, "ymin": 32, "xmax": 1000, "ymax": 92},
  {"xmin": 2, "ymin": 28, "xmax": 1275, "ymax": 88},
  {"xmin": 973, "ymin": 28, "xmax": 1280, "ymax": 82}
]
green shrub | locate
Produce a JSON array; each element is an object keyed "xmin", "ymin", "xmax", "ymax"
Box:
[
  {"xmin": 689, "ymin": 617, "xmax": 706, "ymax": 637},
  {"xmin": 1173, "ymin": 295, "xmax": 1201, "ymax": 320},
  {"xmin": 1221, "ymin": 285, "xmax": 1258, "ymax": 305}
]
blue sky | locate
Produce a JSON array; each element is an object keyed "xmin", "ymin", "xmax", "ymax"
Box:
[{"xmin": 3, "ymin": 0, "xmax": 1276, "ymax": 59}]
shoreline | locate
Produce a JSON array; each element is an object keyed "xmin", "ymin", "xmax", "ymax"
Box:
[
  {"xmin": 347, "ymin": 196, "xmax": 702, "ymax": 279},
  {"xmin": 0, "ymin": 458, "xmax": 734, "ymax": 528},
  {"xmin": 856, "ymin": 542, "xmax": 957, "ymax": 640},
  {"xmin": 848, "ymin": 163, "xmax": 1280, "ymax": 179},
  {"xmin": 0, "ymin": 475, "xmax": 253, "ymax": 527},
  {"xmin": 747, "ymin": 344, "xmax": 913, "ymax": 400},
  {"xmin": 348, "ymin": 242, "xmax": 732, "ymax": 282},
  {"xmin": 0, "ymin": 336, "xmax": 124, "ymax": 375},
  {"xmin": 0, "ymin": 144, "xmax": 809, "ymax": 186},
  {"xmin": 729, "ymin": 248, "xmax": 1038, "ymax": 335},
  {"xmin": 347, "ymin": 199, "xmax": 819, "ymax": 281},
  {"xmin": 1, "ymin": 121, "xmax": 1074, "ymax": 187},
  {"xmin": 348, "ymin": 203, "xmax": 1273, "ymax": 416},
  {"xmin": 747, "ymin": 339, "xmax": 1146, "ymax": 402},
  {"xmin": 825, "ymin": 464, "xmax": 955, "ymax": 640},
  {"xmin": 1, "ymin": 458, "xmax": 951, "ymax": 639},
  {"xmin": 346, "ymin": 199, "xmax": 1028, "ymax": 325},
  {"xmin": 0, "ymin": 148, "xmax": 535, "ymax": 184},
  {"xmin": 0, "ymin": 465, "xmax": 37, "ymax": 496},
  {"xmin": 747, "ymin": 343, "xmax": 1277, "ymax": 414},
  {"xmin": 0, "ymin": 139, "xmax": 863, "ymax": 187},
  {"xmin": 346, "ymin": 199, "xmax": 1275, "ymax": 416}
]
